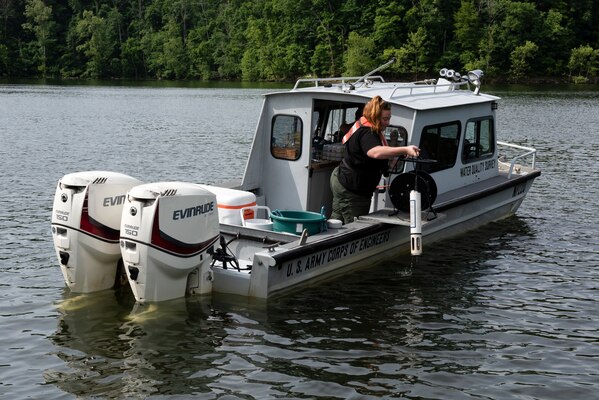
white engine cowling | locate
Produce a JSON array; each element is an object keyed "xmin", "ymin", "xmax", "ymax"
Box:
[
  {"xmin": 51, "ymin": 171, "xmax": 142, "ymax": 293},
  {"xmin": 120, "ymin": 182, "xmax": 219, "ymax": 303}
]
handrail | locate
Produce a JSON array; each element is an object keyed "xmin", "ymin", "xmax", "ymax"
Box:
[
  {"xmin": 497, "ymin": 141, "xmax": 537, "ymax": 178},
  {"xmin": 292, "ymin": 76, "xmax": 386, "ymax": 90},
  {"xmin": 292, "ymin": 75, "xmax": 476, "ymax": 100},
  {"xmin": 388, "ymin": 79, "xmax": 470, "ymax": 98}
]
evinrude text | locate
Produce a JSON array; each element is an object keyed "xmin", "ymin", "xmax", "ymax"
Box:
[{"xmin": 173, "ymin": 202, "xmax": 215, "ymax": 220}]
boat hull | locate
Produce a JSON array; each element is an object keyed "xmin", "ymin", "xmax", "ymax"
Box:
[{"xmin": 210, "ymin": 172, "xmax": 536, "ymax": 299}]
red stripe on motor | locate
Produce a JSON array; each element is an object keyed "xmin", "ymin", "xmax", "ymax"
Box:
[
  {"xmin": 79, "ymin": 190, "xmax": 120, "ymax": 241},
  {"xmin": 150, "ymin": 202, "xmax": 217, "ymax": 256}
]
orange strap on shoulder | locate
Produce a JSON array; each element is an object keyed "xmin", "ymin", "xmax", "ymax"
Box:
[{"xmin": 342, "ymin": 116, "xmax": 388, "ymax": 146}]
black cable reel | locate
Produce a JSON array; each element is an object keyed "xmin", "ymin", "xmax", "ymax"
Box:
[
  {"xmin": 388, "ymin": 170, "xmax": 438, "ymax": 213},
  {"xmin": 388, "ymin": 158, "xmax": 438, "ymax": 256}
]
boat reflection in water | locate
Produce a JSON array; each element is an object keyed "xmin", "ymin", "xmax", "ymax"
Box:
[{"xmin": 47, "ymin": 289, "xmax": 218, "ymax": 398}]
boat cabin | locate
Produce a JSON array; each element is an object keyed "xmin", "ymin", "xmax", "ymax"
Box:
[{"xmin": 239, "ymin": 75, "xmax": 501, "ymax": 217}]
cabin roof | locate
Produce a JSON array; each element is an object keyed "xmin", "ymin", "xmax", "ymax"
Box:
[{"xmin": 268, "ymin": 79, "xmax": 500, "ymax": 111}]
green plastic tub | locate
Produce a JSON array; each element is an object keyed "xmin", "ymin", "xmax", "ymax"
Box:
[{"xmin": 270, "ymin": 210, "xmax": 326, "ymax": 235}]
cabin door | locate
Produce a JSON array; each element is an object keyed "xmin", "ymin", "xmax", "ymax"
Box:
[{"xmin": 306, "ymin": 101, "xmax": 365, "ymax": 216}]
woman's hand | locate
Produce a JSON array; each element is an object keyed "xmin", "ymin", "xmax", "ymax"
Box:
[{"xmin": 404, "ymin": 145, "xmax": 420, "ymax": 158}]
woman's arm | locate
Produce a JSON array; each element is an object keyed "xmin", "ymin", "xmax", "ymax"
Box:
[{"xmin": 367, "ymin": 145, "xmax": 420, "ymax": 159}]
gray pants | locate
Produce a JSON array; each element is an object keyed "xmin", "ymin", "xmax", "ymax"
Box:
[{"xmin": 330, "ymin": 166, "xmax": 372, "ymax": 225}]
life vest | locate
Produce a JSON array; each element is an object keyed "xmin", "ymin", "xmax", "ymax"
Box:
[{"xmin": 342, "ymin": 116, "xmax": 388, "ymax": 146}]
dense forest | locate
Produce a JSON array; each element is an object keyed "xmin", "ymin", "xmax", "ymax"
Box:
[{"xmin": 0, "ymin": 0, "xmax": 597, "ymax": 82}]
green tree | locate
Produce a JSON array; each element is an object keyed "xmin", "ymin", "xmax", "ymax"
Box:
[
  {"xmin": 186, "ymin": 0, "xmax": 221, "ymax": 79},
  {"xmin": 537, "ymin": 9, "xmax": 572, "ymax": 75},
  {"xmin": 567, "ymin": 0, "xmax": 599, "ymax": 49},
  {"xmin": 454, "ymin": 0, "xmax": 480, "ymax": 68},
  {"xmin": 454, "ymin": 0, "xmax": 479, "ymax": 51},
  {"xmin": 394, "ymin": 27, "xmax": 428, "ymax": 77},
  {"xmin": 121, "ymin": 34, "xmax": 146, "ymax": 78},
  {"xmin": 74, "ymin": 9, "xmax": 116, "ymax": 78},
  {"xmin": 0, "ymin": 0, "xmax": 13, "ymax": 75},
  {"xmin": 372, "ymin": 1, "xmax": 405, "ymax": 48},
  {"xmin": 0, "ymin": 0, "xmax": 17, "ymax": 41},
  {"xmin": 309, "ymin": 0, "xmax": 346, "ymax": 76},
  {"xmin": 493, "ymin": 1, "xmax": 541, "ymax": 73},
  {"xmin": 240, "ymin": 0, "xmax": 315, "ymax": 81},
  {"xmin": 209, "ymin": 0, "xmax": 254, "ymax": 80},
  {"xmin": 22, "ymin": 0, "xmax": 55, "ymax": 76},
  {"xmin": 344, "ymin": 31, "xmax": 376, "ymax": 76},
  {"xmin": 568, "ymin": 45, "xmax": 598, "ymax": 80},
  {"xmin": 464, "ymin": 0, "xmax": 501, "ymax": 75},
  {"xmin": 73, "ymin": 5, "xmax": 123, "ymax": 78},
  {"xmin": 142, "ymin": 18, "xmax": 188, "ymax": 79},
  {"xmin": 509, "ymin": 40, "xmax": 538, "ymax": 79},
  {"xmin": 120, "ymin": 4, "xmax": 150, "ymax": 80},
  {"xmin": 0, "ymin": 43, "xmax": 7, "ymax": 75},
  {"xmin": 404, "ymin": 0, "xmax": 456, "ymax": 71},
  {"xmin": 241, "ymin": 16, "xmax": 272, "ymax": 80},
  {"xmin": 138, "ymin": 0, "xmax": 193, "ymax": 79}
]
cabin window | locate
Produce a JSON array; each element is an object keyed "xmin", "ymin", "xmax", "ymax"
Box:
[
  {"xmin": 386, "ymin": 126, "xmax": 408, "ymax": 173},
  {"xmin": 322, "ymin": 105, "xmax": 362, "ymax": 142},
  {"xmin": 271, "ymin": 115, "xmax": 303, "ymax": 161},
  {"xmin": 419, "ymin": 121, "xmax": 461, "ymax": 173},
  {"xmin": 386, "ymin": 126, "xmax": 408, "ymax": 147},
  {"xmin": 462, "ymin": 117, "xmax": 495, "ymax": 163},
  {"xmin": 312, "ymin": 100, "xmax": 365, "ymax": 143}
]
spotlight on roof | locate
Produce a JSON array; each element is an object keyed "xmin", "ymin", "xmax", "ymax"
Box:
[{"xmin": 467, "ymin": 70, "xmax": 484, "ymax": 95}]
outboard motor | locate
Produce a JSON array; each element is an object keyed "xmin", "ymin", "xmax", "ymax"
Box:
[
  {"xmin": 51, "ymin": 171, "xmax": 142, "ymax": 293},
  {"xmin": 120, "ymin": 182, "xmax": 219, "ymax": 303}
]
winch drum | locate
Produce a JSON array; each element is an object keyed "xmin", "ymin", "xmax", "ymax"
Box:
[{"xmin": 388, "ymin": 171, "xmax": 437, "ymax": 212}]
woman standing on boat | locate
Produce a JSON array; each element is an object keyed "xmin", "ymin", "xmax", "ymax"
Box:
[{"xmin": 330, "ymin": 96, "xmax": 420, "ymax": 224}]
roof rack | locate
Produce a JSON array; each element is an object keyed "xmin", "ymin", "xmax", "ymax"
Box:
[
  {"xmin": 293, "ymin": 58, "xmax": 397, "ymax": 91},
  {"xmin": 292, "ymin": 76, "xmax": 386, "ymax": 90},
  {"xmin": 388, "ymin": 79, "xmax": 471, "ymax": 98}
]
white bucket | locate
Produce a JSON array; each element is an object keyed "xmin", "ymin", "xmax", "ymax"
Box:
[
  {"xmin": 240, "ymin": 206, "xmax": 272, "ymax": 230},
  {"xmin": 244, "ymin": 218, "xmax": 273, "ymax": 231}
]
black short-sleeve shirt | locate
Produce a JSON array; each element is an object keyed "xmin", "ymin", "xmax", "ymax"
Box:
[{"xmin": 337, "ymin": 126, "xmax": 388, "ymax": 196}]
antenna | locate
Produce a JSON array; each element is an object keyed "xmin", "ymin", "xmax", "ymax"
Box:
[{"xmin": 352, "ymin": 57, "xmax": 397, "ymax": 87}]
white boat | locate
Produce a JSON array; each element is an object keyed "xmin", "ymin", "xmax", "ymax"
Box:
[{"xmin": 51, "ymin": 62, "xmax": 540, "ymax": 302}]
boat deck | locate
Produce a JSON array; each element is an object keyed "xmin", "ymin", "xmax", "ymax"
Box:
[
  {"xmin": 360, "ymin": 208, "xmax": 443, "ymax": 226},
  {"xmin": 220, "ymin": 217, "xmax": 386, "ymax": 249}
]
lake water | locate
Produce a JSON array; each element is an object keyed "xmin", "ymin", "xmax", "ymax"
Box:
[{"xmin": 1, "ymin": 82, "xmax": 598, "ymax": 399}]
